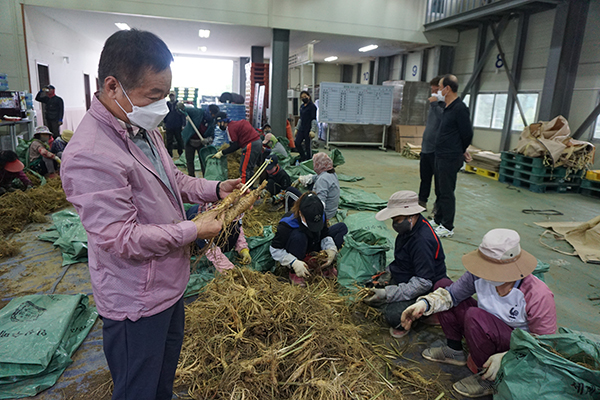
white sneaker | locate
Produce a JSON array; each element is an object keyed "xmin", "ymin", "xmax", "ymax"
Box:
[
  {"xmin": 435, "ymin": 224, "xmax": 454, "ymax": 238},
  {"xmin": 429, "ymin": 220, "xmax": 439, "ymax": 229}
]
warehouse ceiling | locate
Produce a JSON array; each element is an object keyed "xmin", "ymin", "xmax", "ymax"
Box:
[{"xmin": 31, "ymin": 6, "xmax": 428, "ymax": 65}]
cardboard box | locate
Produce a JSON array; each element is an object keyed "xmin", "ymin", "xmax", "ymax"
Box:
[
  {"xmin": 395, "ymin": 136, "xmax": 423, "ymax": 152},
  {"xmin": 396, "ymin": 125, "xmax": 426, "ymax": 138}
]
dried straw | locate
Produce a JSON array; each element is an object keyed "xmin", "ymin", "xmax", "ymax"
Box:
[
  {"xmin": 242, "ymin": 201, "xmax": 285, "ymax": 237},
  {"xmin": 0, "ymin": 238, "xmax": 22, "ymax": 259},
  {"xmin": 176, "ymin": 268, "xmax": 403, "ymax": 400},
  {"xmin": 228, "ymin": 150, "xmax": 242, "ymax": 180}
]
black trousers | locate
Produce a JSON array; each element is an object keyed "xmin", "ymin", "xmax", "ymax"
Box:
[
  {"xmin": 418, "ymin": 152, "xmax": 436, "ymax": 204},
  {"xmin": 433, "ymin": 156, "xmax": 463, "ymax": 231},
  {"xmin": 47, "ymin": 119, "xmax": 60, "ymax": 139},
  {"xmin": 165, "ymin": 126, "xmax": 184, "ymax": 157},
  {"xmin": 102, "ymin": 296, "xmax": 185, "ymax": 400},
  {"xmin": 294, "ymin": 130, "xmax": 312, "ymax": 161},
  {"xmin": 185, "ymin": 142, "xmax": 206, "ymax": 177}
]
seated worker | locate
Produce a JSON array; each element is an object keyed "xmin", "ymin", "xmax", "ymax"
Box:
[
  {"xmin": 186, "ymin": 203, "xmax": 251, "ymax": 273},
  {"xmin": 50, "ymin": 129, "xmax": 73, "ymax": 158},
  {"xmin": 181, "ymin": 103, "xmax": 219, "ymax": 177},
  {"xmin": 401, "ymin": 229, "xmax": 556, "ymax": 398},
  {"xmin": 262, "ymin": 132, "xmax": 288, "ymax": 159},
  {"xmin": 0, "ymin": 150, "xmax": 33, "ymax": 194},
  {"xmin": 265, "ymin": 154, "xmax": 291, "ymax": 196},
  {"xmin": 298, "ymin": 153, "xmax": 340, "ymax": 220},
  {"xmin": 270, "ymin": 192, "xmax": 348, "ymax": 285},
  {"xmin": 213, "ymin": 112, "xmax": 262, "ymax": 184},
  {"xmin": 29, "ymin": 126, "xmax": 60, "ymax": 178},
  {"xmin": 364, "ymin": 190, "xmax": 448, "ymax": 338}
]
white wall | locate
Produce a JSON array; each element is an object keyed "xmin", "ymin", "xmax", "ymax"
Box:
[
  {"xmin": 0, "ymin": 0, "xmax": 30, "ymax": 91},
  {"xmin": 405, "ymin": 52, "xmax": 423, "ymax": 82},
  {"xmin": 360, "ymin": 61, "xmax": 371, "ymax": 84},
  {"xmin": 391, "ymin": 54, "xmax": 402, "ymax": 81},
  {"xmin": 24, "ymin": 6, "xmax": 103, "ymax": 132}
]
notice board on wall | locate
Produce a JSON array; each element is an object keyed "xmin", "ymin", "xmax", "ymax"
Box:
[{"xmin": 318, "ymin": 82, "xmax": 393, "ymax": 125}]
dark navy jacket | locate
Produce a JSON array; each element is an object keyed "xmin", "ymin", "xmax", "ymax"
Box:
[
  {"xmin": 388, "ymin": 215, "xmax": 447, "ymax": 285},
  {"xmin": 272, "ymin": 212, "xmax": 328, "ymax": 255}
]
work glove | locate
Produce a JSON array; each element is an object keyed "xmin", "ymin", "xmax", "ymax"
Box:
[
  {"xmin": 298, "ymin": 174, "xmax": 314, "ymax": 187},
  {"xmin": 309, "ymin": 131, "xmax": 316, "ymax": 139},
  {"xmin": 239, "ymin": 248, "xmax": 252, "ymax": 265},
  {"xmin": 401, "ymin": 299, "xmax": 428, "ymax": 331},
  {"xmin": 363, "ymin": 288, "xmax": 387, "ymax": 305},
  {"xmin": 322, "ymin": 248, "xmax": 337, "ymax": 267},
  {"xmin": 291, "ymin": 259, "xmax": 310, "ymax": 278},
  {"xmin": 482, "ymin": 352, "xmax": 507, "ymax": 381},
  {"xmin": 294, "ymin": 129, "xmax": 298, "ymax": 137},
  {"xmin": 54, "ymin": 157, "xmax": 61, "ymax": 164},
  {"xmin": 213, "ymin": 150, "xmax": 223, "ymax": 159}
]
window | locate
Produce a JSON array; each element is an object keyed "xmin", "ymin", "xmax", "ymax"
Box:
[
  {"xmin": 511, "ymin": 93, "xmax": 539, "ymax": 132},
  {"xmin": 463, "ymin": 94, "xmax": 470, "ymax": 106},
  {"xmin": 473, "ymin": 93, "xmax": 507, "ymax": 129},
  {"xmin": 594, "ymin": 113, "xmax": 600, "ymax": 140}
]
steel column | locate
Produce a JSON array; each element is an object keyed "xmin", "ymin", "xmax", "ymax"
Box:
[
  {"xmin": 420, "ymin": 48, "xmax": 429, "ymax": 82},
  {"xmin": 572, "ymin": 102, "xmax": 600, "ymax": 140},
  {"xmin": 400, "ymin": 54, "xmax": 408, "ymax": 80},
  {"xmin": 538, "ymin": 0, "xmax": 590, "ymax": 121},
  {"xmin": 467, "ymin": 21, "xmax": 488, "ymax": 119},
  {"xmin": 499, "ymin": 13, "xmax": 530, "ymax": 151},
  {"xmin": 269, "ymin": 29, "xmax": 289, "ymax": 136}
]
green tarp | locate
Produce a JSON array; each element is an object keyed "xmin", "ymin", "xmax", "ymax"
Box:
[
  {"xmin": 339, "ymin": 187, "xmax": 388, "ymax": 211},
  {"xmin": 173, "ymin": 150, "xmax": 201, "ymax": 171},
  {"xmin": 496, "ymin": 328, "xmax": 600, "ymax": 400},
  {"xmin": 201, "ymin": 146, "xmax": 228, "ymax": 181},
  {"xmin": 337, "ymin": 174, "xmax": 364, "ymax": 182},
  {"xmin": 0, "ymin": 294, "xmax": 97, "ymax": 399},
  {"xmin": 284, "ymin": 161, "xmax": 315, "ymax": 181},
  {"xmin": 38, "ymin": 211, "xmax": 88, "ymax": 266},
  {"xmin": 330, "ymin": 148, "xmax": 345, "ymax": 167}
]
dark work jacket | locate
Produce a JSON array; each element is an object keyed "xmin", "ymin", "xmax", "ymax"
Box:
[
  {"xmin": 272, "ymin": 212, "xmax": 329, "ymax": 256},
  {"xmin": 266, "ymin": 166, "xmax": 291, "ymax": 195},
  {"xmin": 434, "ymin": 97, "xmax": 473, "ymax": 159},
  {"xmin": 163, "ymin": 101, "xmax": 185, "ymax": 130},
  {"xmin": 388, "ymin": 215, "xmax": 447, "ymax": 285},
  {"xmin": 298, "ymin": 101, "xmax": 317, "ymax": 134},
  {"xmin": 35, "ymin": 92, "xmax": 64, "ymax": 122}
]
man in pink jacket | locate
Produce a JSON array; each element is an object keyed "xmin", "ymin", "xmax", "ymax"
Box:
[{"xmin": 61, "ymin": 29, "xmax": 241, "ymax": 400}]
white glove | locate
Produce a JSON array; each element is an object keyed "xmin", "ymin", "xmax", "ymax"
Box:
[
  {"xmin": 54, "ymin": 156, "xmax": 61, "ymax": 164},
  {"xmin": 482, "ymin": 352, "xmax": 507, "ymax": 381},
  {"xmin": 291, "ymin": 259, "xmax": 310, "ymax": 278},
  {"xmin": 363, "ymin": 288, "xmax": 387, "ymax": 305},
  {"xmin": 298, "ymin": 174, "xmax": 314, "ymax": 187},
  {"xmin": 401, "ymin": 299, "xmax": 428, "ymax": 330},
  {"xmin": 213, "ymin": 150, "xmax": 223, "ymax": 159},
  {"xmin": 309, "ymin": 131, "xmax": 316, "ymax": 139},
  {"xmin": 201, "ymin": 138, "xmax": 211, "ymax": 146},
  {"xmin": 323, "ymin": 248, "xmax": 337, "ymax": 267}
]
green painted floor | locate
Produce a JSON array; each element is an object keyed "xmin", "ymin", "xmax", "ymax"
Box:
[{"xmin": 333, "ymin": 146, "xmax": 600, "ymax": 333}]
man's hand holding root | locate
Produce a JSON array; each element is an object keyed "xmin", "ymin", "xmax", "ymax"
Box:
[{"xmin": 194, "ymin": 213, "xmax": 223, "ymax": 240}]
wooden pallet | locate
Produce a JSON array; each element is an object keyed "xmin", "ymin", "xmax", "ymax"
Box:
[
  {"xmin": 465, "ymin": 164, "xmax": 499, "ymax": 181},
  {"xmin": 498, "ymin": 174, "xmax": 580, "ymax": 194},
  {"xmin": 499, "ymin": 165, "xmax": 581, "ymax": 185}
]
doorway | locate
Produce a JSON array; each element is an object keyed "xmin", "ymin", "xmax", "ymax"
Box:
[{"xmin": 84, "ymin": 74, "xmax": 91, "ymax": 110}]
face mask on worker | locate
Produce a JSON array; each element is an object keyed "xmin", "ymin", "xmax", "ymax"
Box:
[
  {"xmin": 301, "ymin": 97, "xmax": 309, "ymax": 104},
  {"xmin": 115, "ymin": 81, "xmax": 169, "ymax": 131},
  {"xmin": 484, "ymin": 279, "xmax": 505, "ymax": 287},
  {"xmin": 392, "ymin": 218, "xmax": 412, "ymax": 235},
  {"xmin": 436, "ymin": 89, "xmax": 445, "ymax": 102}
]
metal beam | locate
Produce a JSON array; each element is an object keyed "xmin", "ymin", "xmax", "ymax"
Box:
[
  {"xmin": 490, "ymin": 15, "xmax": 528, "ymax": 128},
  {"xmin": 468, "ymin": 21, "xmax": 489, "ymax": 120},
  {"xmin": 461, "ymin": 15, "xmax": 510, "ymax": 98},
  {"xmin": 499, "ymin": 13, "xmax": 530, "ymax": 151},
  {"xmin": 572, "ymin": 102, "xmax": 600, "ymax": 140},
  {"xmin": 420, "ymin": 48, "xmax": 429, "ymax": 82},
  {"xmin": 538, "ymin": 0, "xmax": 590, "ymax": 121},
  {"xmin": 269, "ymin": 29, "xmax": 289, "ymax": 135},
  {"xmin": 400, "ymin": 54, "xmax": 408, "ymax": 80}
]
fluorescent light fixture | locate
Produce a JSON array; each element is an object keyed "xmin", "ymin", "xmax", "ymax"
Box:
[
  {"xmin": 324, "ymin": 56, "xmax": 338, "ymax": 62},
  {"xmin": 359, "ymin": 44, "xmax": 378, "ymax": 52},
  {"xmin": 198, "ymin": 29, "xmax": 210, "ymax": 38},
  {"xmin": 115, "ymin": 23, "xmax": 131, "ymax": 31},
  {"xmin": 198, "ymin": 46, "xmax": 207, "ymax": 52}
]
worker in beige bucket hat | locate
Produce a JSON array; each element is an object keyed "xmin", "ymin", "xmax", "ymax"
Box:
[
  {"xmin": 401, "ymin": 228, "xmax": 557, "ymax": 398},
  {"xmin": 364, "ymin": 191, "xmax": 450, "ymax": 339}
]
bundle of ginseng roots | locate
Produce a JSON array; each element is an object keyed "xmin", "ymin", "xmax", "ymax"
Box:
[{"xmin": 176, "ymin": 268, "xmax": 401, "ymax": 400}]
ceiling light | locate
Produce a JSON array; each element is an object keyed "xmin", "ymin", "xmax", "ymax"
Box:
[
  {"xmin": 198, "ymin": 29, "xmax": 210, "ymax": 38},
  {"xmin": 198, "ymin": 46, "xmax": 207, "ymax": 52},
  {"xmin": 324, "ymin": 56, "xmax": 338, "ymax": 62},
  {"xmin": 115, "ymin": 23, "xmax": 131, "ymax": 31},
  {"xmin": 359, "ymin": 44, "xmax": 378, "ymax": 52}
]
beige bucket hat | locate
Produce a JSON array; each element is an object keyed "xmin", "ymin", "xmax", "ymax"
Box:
[
  {"xmin": 375, "ymin": 191, "xmax": 425, "ymax": 221},
  {"xmin": 462, "ymin": 229, "xmax": 537, "ymax": 282}
]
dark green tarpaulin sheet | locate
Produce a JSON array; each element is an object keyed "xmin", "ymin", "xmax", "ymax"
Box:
[
  {"xmin": 200, "ymin": 146, "xmax": 228, "ymax": 181},
  {"xmin": 496, "ymin": 328, "xmax": 600, "ymax": 400},
  {"xmin": 330, "ymin": 148, "xmax": 345, "ymax": 167},
  {"xmin": 174, "ymin": 150, "xmax": 201, "ymax": 171},
  {"xmin": 0, "ymin": 294, "xmax": 97, "ymax": 399},
  {"xmin": 337, "ymin": 174, "xmax": 364, "ymax": 182},
  {"xmin": 38, "ymin": 211, "xmax": 88, "ymax": 266},
  {"xmin": 339, "ymin": 187, "xmax": 388, "ymax": 211}
]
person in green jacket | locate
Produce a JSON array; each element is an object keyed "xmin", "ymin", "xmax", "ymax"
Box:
[{"xmin": 180, "ymin": 103, "xmax": 219, "ymax": 177}]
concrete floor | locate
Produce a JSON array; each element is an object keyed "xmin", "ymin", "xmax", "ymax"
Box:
[{"xmin": 0, "ymin": 145, "xmax": 598, "ymax": 399}]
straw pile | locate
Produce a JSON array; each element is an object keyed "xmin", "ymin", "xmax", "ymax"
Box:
[
  {"xmin": 242, "ymin": 200, "xmax": 285, "ymax": 237},
  {"xmin": 176, "ymin": 269, "xmax": 402, "ymax": 400},
  {"xmin": 0, "ymin": 238, "xmax": 22, "ymax": 259},
  {"xmin": 228, "ymin": 150, "xmax": 242, "ymax": 179},
  {"xmin": 0, "ymin": 177, "xmax": 69, "ymax": 235}
]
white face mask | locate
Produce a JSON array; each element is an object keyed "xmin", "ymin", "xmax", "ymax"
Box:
[
  {"xmin": 484, "ymin": 279, "xmax": 505, "ymax": 287},
  {"xmin": 115, "ymin": 82, "xmax": 169, "ymax": 131},
  {"xmin": 436, "ymin": 90, "xmax": 446, "ymax": 102}
]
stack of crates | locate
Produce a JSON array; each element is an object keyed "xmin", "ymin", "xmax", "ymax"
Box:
[
  {"xmin": 580, "ymin": 170, "xmax": 600, "ymax": 199},
  {"xmin": 174, "ymin": 87, "xmax": 199, "ymax": 107},
  {"xmin": 244, "ymin": 63, "xmax": 269, "ymax": 124},
  {"xmin": 498, "ymin": 152, "xmax": 584, "ymax": 193}
]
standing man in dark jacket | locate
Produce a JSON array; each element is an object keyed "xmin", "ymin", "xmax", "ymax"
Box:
[
  {"xmin": 181, "ymin": 104, "xmax": 219, "ymax": 177},
  {"xmin": 364, "ymin": 191, "xmax": 449, "ymax": 338},
  {"xmin": 163, "ymin": 92, "xmax": 185, "ymax": 157},
  {"xmin": 294, "ymin": 90, "xmax": 317, "ymax": 161},
  {"xmin": 431, "ymin": 75, "xmax": 473, "ymax": 238},
  {"xmin": 418, "ymin": 76, "xmax": 444, "ymax": 211},
  {"xmin": 35, "ymin": 85, "xmax": 64, "ymax": 138}
]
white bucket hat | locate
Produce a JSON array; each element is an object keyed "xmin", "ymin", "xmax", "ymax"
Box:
[
  {"xmin": 462, "ymin": 229, "xmax": 537, "ymax": 282},
  {"xmin": 375, "ymin": 191, "xmax": 425, "ymax": 221}
]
